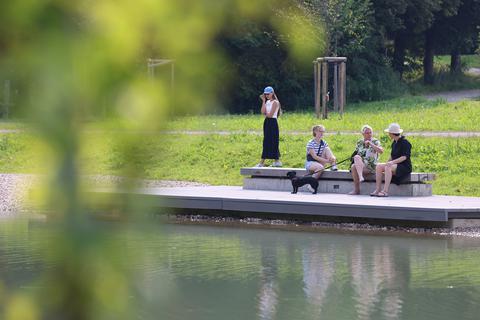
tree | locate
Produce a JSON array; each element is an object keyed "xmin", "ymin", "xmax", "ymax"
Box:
[
  {"xmin": 431, "ymin": 0, "xmax": 480, "ymax": 73},
  {"xmin": 422, "ymin": 0, "xmax": 462, "ymax": 84},
  {"xmin": 384, "ymin": 0, "xmax": 443, "ymax": 78},
  {"xmin": 217, "ymin": 1, "xmax": 326, "ymax": 112}
]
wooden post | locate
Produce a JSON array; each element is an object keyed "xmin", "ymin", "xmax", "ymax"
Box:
[
  {"xmin": 315, "ymin": 60, "xmax": 321, "ymax": 118},
  {"xmin": 313, "ymin": 57, "xmax": 346, "ymax": 118},
  {"xmin": 321, "ymin": 61, "xmax": 328, "ymax": 119},
  {"xmin": 339, "ymin": 61, "xmax": 346, "ymax": 116},
  {"xmin": 333, "ymin": 63, "xmax": 339, "ymax": 112}
]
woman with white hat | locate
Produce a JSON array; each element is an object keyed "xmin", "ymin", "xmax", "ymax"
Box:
[
  {"xmin": 255, "ymin": 86, "xmax": 282, "ymax": 167},
  {"xmin": 371, "ymin": 123, "xmax": 412, "ymax": 197}
]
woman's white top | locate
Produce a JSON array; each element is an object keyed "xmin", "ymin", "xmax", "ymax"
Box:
[{"xmin": 265, "ymin": 100, "xmax": 279, "ymax": 118}]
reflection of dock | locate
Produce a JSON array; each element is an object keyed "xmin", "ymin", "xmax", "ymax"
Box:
[{"xmin": 96, "ymin": 186, "xmax": 480, "ymax": 227}]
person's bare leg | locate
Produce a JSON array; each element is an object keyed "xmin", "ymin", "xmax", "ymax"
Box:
[
  {"xmin": 374, "ymin": 163, "xmax": 386, "ymax": 195},
  {"xmin": 349, "ymin": 164, "xmax": 360, "ymax": 195},
  {"xmin": 323, "ymin": 147, "xmax": 336, "ymax": 166},
  {"xmin": 382, "ymin": 164, "xmax": 397, "ymax": 194},
  {"xmin": 309, "ymin": 163, "xmax": 324, "ymax": 179},
  {"xmin": 353, "ymin": 155, "xmax": 365, "ymax": 182}
]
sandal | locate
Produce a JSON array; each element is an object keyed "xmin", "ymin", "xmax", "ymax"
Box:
[
  {"xmin": 370, "ymin": 190, "xmax": 380, "ymax": 197},
  {"xmin": 348, "ymin": 190, "xmax": 360, "ymax": 195},
  {"xmin": 377, "ymin": 191, "xmax": 389, "ymax": 197}
]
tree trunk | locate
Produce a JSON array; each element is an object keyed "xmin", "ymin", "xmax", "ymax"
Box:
[
  {"xmin": 393, "ymin": 33, "xmax": 406, "ymax": 78},
  {"xmin": 450, "ymin": 50, "xmax": 461, "ymax": 74},
  {"xmin": 423, "ymin": 30, "xmax": 435, "ymax": 85}
]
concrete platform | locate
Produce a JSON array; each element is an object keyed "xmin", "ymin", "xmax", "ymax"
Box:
[
  {"xmin": 243, "ymin": 177, "xmax": 432, "ymax": 196},
  {"xmin": 240, "ymin": 168, "xmax": 435, "ymax": 197},
  {"xmin": 96, "ymin": 186, "xmax": 480, "ymax": 227}
]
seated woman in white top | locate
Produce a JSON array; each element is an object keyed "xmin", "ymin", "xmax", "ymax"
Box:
[{"xmin": 305, "ymin": 125, "xmax": 337, "ymax": 179}]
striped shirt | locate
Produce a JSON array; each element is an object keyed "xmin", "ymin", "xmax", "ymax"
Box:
[{"xmin": 306, "ymin": 139, "xmax": 328, "ymax": 161}]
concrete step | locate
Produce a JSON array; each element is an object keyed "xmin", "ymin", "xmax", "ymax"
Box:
[
  {"xmin": 241, "ymin": 167, "xmax": 435, "ymax": 183},
  {"xmin": 243, "ymin": 177, "xmax": 432, "ymax": 197}
]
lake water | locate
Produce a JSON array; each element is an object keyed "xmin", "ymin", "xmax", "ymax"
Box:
[{"xmin": 1, "ymin": 218, "xmax": 480, "ymax": 320}]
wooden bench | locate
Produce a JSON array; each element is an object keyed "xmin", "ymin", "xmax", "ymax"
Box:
[{"xmin": 240, "ymin": 167, "xmax": 435, "ymax": 196}]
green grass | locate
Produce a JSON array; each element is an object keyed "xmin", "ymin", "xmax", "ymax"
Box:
[
  {"xmin": 83, "ymin": 133, "xmax": 480, "ymax": 197},
  {"xmin": 403, "ymin": 54, "xmax": 480, "ymax": 95},
  {"xmin": 2, "ymin": 95, "xmax": 480, "ymax": 197},
  {"xmin": 0, "ymin": 134, "xmax": 42, "ymax": 172},
  {"xmin": 2, "ymin": 132, "xmax": 479, "ymax": 197},
  {"xmin": 0, "ymin": 120, "xmax": 28, "ymax": 130},
  {"xmin": 435, "ymin": 54, "xmax": 480, "ymax": 68},
  {"xmin": 162, "ymin": 98, "xmax": 480, "ymax": 132}
]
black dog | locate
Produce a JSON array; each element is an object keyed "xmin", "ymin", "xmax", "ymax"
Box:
[{"xmin": 286, "ymin": 171, "xmax": 319, "ymax": 194}]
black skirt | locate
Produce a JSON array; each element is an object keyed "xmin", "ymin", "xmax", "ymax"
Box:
[
  {"xmin": 392, "ymin": 163, "xmax": 412, "ymax": 185},
  {"xmin": 262, "ymin": 118, "xmax": 280, "ymax": 159}
]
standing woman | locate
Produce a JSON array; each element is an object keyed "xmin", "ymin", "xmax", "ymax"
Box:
[
  {"xmin": 349, "ymin": 125, "xmax": 384, "ymax": 195},
  {"xmin": 255, "ymin": 86, "xmax": 282, "ymax": 167},
  {"xmin": 371, "ymin": 123, "xmax": 412, "ymax": 197}
]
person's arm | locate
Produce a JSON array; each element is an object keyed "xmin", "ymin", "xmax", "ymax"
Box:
[
  {"xmin": 266, "ymin": 100, "xmax": 279, "ymax": 118},
  {"xmin": 368, "ymin": 139, "xmax": 384, "ymax": 154},
  {"xmin": 260, "ymin": 95, "xmax": 266, "ymax": 115},
  {"xmin": 308, "ymin": 148, "xmax": 329, "ymax": 164},
  {"xmin": 387, "ymin": 140, "xmax": 410, "ymax": 166},
  {"xmin": 387, "ymin": 156, "xmax": 406, "ymax": 166}
]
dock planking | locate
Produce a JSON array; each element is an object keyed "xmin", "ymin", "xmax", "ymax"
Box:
[{"xmin": 93, "ymin": 186, "xmax": 480, "ymax": 227}]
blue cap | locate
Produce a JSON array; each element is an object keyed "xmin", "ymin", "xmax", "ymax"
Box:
[{"xmin": 263, "ymin": 86, "xmax": 274, "ymax": 94}]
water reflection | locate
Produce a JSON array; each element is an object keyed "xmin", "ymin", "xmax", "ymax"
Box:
[
  {"xmin": 257, "ymin": 246, "xmax": 279, "ymax": 320},
  {"xmin": 350, "ymin": 243, "xmax": 404, "ymax": 320},
  {"xmin": 2, "ymin": 220, "xmax": 480, "ymax": 320},
  {"xmin": 302, "ymin": 244, "xmax": 335, "ymax": 314}
]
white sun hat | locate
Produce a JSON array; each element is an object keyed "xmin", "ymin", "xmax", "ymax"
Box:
[{"xmin": 384, "ymin": 123, "xmax": 403, "ymax": 134}]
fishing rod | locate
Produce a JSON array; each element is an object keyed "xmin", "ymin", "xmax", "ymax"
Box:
[{"xmin": 303, "ymin": 156, "xmax": 352, "ymax": 177}]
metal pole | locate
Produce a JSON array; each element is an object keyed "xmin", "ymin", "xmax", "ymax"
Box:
[
  {"xmin": 3, "ymin": 80, "xmax": 11, "ymax": 119},
  {"xmin": 171, "ymin": 62, "xmax": 175, "ymax": 109}
]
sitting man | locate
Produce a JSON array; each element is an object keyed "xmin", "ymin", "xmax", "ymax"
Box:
[{"xmin": 305, "ymin": 125, "xmax": 337, "ymax": 179}]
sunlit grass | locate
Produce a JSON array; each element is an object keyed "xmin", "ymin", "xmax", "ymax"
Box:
[
  {"xmin": 2, "ymin": 132, "xmax": 479, "ymax": 197},
  {"xmin": 160, "ymin": 98, "xmax": 480, "ymax": 132}
]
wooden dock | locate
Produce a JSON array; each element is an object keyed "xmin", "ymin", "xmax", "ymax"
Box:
[{"xmin": 95, "ymin": 186, "xmax": 480, "ymax": 227}]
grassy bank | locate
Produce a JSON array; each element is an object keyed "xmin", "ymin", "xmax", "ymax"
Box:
[
  {"xmin": 3, "ymin": 97, "xmax": 480, "ymax": 133},
  {"xmin": 160, "ymin": 98, "xmax": 480, "ymax": 132},
  {"xmin": 2, "ymin": 131, "xmax": 479, "ymax": 197}
]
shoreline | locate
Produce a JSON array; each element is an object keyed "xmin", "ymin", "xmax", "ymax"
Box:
[
  {"xmin": 0, "ymin": 174, "xmax": 208, "ymax": 216},
  {"xmin": 169, "ymin": 213, "xmax": 480, "ymax": 238}
]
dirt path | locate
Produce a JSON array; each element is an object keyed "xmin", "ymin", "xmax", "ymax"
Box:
[
  {"xmin": 424, "ymin": 89, "xmax": 480, "ymax": 102},
  {"xmin": 2, "ymin": 84, "xmax": 480, "ymax": 136},
  {"xmin": 2, "ymin": 129, "xmax": 479, "ymax": 137}
]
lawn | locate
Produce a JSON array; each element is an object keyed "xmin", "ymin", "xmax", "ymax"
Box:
[
  {"xmin": 2, "ymin": 131, "xmax": 479, "ymax": 197},
  {"xmin": 161, "ymin": 97, "xmax": 480, "ymax": 132},
  {"xmin": 1, "ymin": 96, "xmax": 480, "ymax": 197}
]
